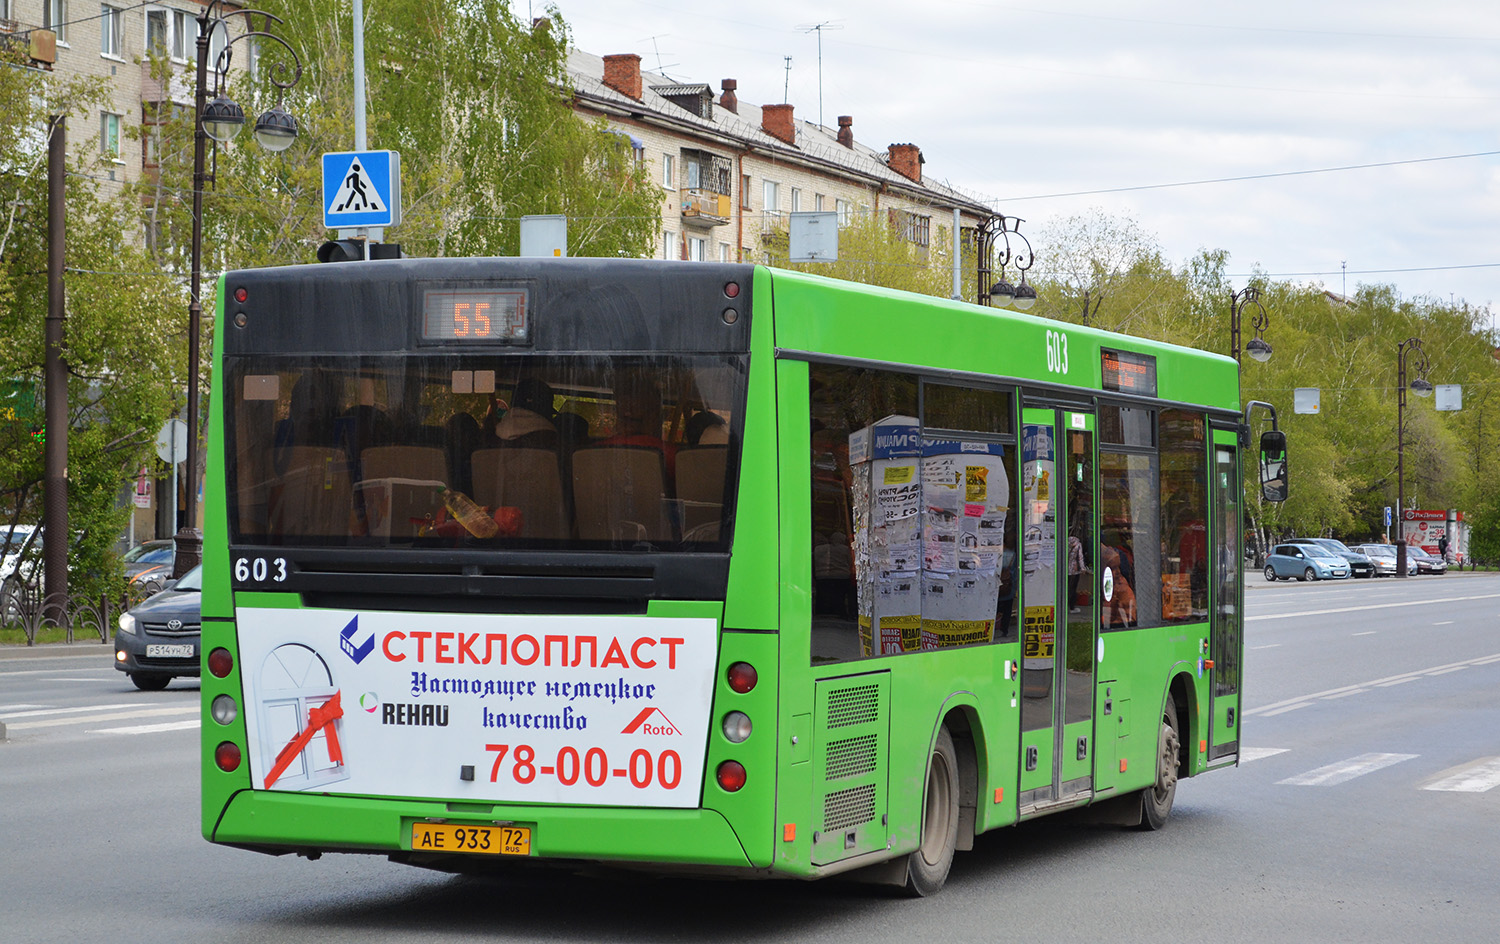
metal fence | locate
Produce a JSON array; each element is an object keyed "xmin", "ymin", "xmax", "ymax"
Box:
[{"xmin": 1, "ymin": 582, "xmax": 120, "ymax": 646}]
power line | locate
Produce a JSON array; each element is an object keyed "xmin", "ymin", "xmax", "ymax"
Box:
[{"xmin": 997, "ymin": 150, "xmax": 1500, "ymax": 203}]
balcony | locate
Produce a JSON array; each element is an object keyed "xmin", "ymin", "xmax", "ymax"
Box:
[
  {"xmin": 141, "ymin": 61, "xmax": 193, "ymax": 106},
  {"xmin": 679, "ymin": 189, "xmax": 730, "ymax": 226}
]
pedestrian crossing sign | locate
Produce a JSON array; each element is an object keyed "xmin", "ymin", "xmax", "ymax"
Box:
[{"xmin": 322, "ymin": 150, "xmax": 401, "ymax": 228}]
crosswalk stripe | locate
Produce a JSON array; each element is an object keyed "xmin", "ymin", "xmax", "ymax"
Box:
[
  {"xmin": 5, "ymin": 705, "xmax": 198, "ymax": 731},
  {"xmin": 1, "ymin": 702, "xmax": 155, "ymax": 720},
  {"xmin": 1277, "ymin": 752, "xmax": 1418, "ymax": 786},
  {"xmin": 1240, "ymin": 747, "xmax": 1289, "ymax": 762},
  {"xmin": 1423, "ymin": 757, "xmax": 1500, "ymax": 793},
  {"xmin": 0, "ymin": 704, "xmax": 51, "ymax": 712},
  {"xmin": 89, "ymin": 720, "xmax": 200, "ymax": 736}
]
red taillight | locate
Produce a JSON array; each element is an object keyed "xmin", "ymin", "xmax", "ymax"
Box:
[
  {"xmin": 724, "ymin": 281, "xmax": 740, "ymax": 298},
  {"xmin": 234, "ymin": 286, "xmax": 248, "ymax": 303},
  {"xmin": 208, "ymin": 647, "xmax": 234, "ymax": 678},
  {"xmin": 726, "ymin": 661, "xmax": 757, "ymax": 694},
  {"xmin": 716, "ymin": 760, "xmax": 747, "ymax": 792},
  {"xmin": 214, "ymin": 741, "xmax": 242, "ymax": 772}
]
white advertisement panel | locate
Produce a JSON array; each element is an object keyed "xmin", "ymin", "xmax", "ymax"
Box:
[{"xmin": 236, "ymin": 609, "xmax": 718, "ymax": 808}]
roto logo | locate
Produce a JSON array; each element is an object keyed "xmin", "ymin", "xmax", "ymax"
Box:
[{"xmin": 621, "ymin": 706, "xmax": 680, "ymax": 736}]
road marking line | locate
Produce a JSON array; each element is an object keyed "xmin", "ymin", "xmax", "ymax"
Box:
[
  {"xmin": 1425, "ymin": 666, "xmax": 1468, "ymax": 676},
  {"xmin": 1375, "ymin": 677, "xmax": 1419, "ymax": 687},
  {"xmin": 1262, "ymin": 703, "xmax": 1312, "ymax": 717},
  {"xmin": 1245, "ymin": 653, "xmax": 1500, "ymax": 717},
  {"xmin": 1246, "ymin": 592, "xmax": 1500, "ymax": 621},
  {"xmin": 1250, "ymin": 644, "xmax": 1282, "ymax": 650},
  {"xmin": 89, "ymin": 719, "xmax": 200, "ymax": 736},
  {"xmin": 1277, "ymin": 753, "xmax": 1418, "ymax": 787},
  {"xmin": 5, "ymin": 706, "xmax": 198, "ymax": 731},
  {"xmin": 1433, "ymin": 621, "xmax": 1456, "ymax": 626},
  {"xmin": 0, "ymin": 704, "xmax": 51, "ymax": 712},
  {"xmin": 1322, "ymin": 689, "xmax": 1367, "ymax": 700},
  {"xmin": 1352, "ymin": 631, "xmax": 1377, "ymax": 636},
  {"xmin": 1240, "ymin": 748, "xmax": 1289, "ymax": 762},
  {"xmin": 1424, "ymin": 758, "xmax": 1500, "ymax": 793},
  {"xmin": 0, "ymin": 702, "xmax": 156, "ymax": 720}
]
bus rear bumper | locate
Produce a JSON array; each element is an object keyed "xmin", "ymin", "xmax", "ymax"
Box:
[{"xmin": 210, "ymin": 789, "xmax": 755, "ymax": 869}]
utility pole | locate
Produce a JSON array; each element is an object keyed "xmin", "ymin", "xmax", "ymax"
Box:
[
  {"xmin": 783, "ymin": 56, "xmax": 791, "ymax": 104},
  {"xmin": 44, "ymin": 115, "xmax": 68, "ymax": 625}
]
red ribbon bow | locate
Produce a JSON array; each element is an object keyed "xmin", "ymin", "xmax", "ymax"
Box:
[{"xmin": 264, "ymin": 690, "xmax": 344, "ymax": 788}]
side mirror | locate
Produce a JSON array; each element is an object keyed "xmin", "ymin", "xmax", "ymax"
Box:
[{"xmin": 1260, "ymin": 430, "xmax": 1288, "ymax": 502}]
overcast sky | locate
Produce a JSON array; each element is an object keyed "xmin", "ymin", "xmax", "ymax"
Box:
[{"xmin": 540, "ymin": 0, "xmax": 1500, "ymax": 322}]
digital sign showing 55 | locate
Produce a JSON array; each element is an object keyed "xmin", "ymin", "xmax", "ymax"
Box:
[{"xmin": 422, "ymin": 289, "xmax": 529, "ymax": 343}]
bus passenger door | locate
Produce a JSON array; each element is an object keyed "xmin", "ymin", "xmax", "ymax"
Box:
[
  {"xmin": 1208, "ymin": 437, "xmax": 1242, "ymax": 763},
  {"xmin": 1018, "ymin": 408, "xmax": 1096, "ymax": 811}
]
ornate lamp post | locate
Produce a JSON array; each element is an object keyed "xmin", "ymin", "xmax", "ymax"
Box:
[
  {"xmin": 976, "ymin": 214, "xmax": 1036, "ymax": 311},
  {"xmin": 1395, "ymin": 337, "xmax": 1433, "ymax": 579},
  {"xmin": 177, "ymin": 4, "xmax": 302, "ymax": 575},
  {"xmin": 1229, "ymin": 285, "xmax": 1272, "ymax": 370}
]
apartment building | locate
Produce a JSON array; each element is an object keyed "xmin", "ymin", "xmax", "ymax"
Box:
[
  {"xmin": 567, "ymin": 49, "xmax": 992, "ymax": 265},
  {"xmin": 2, "ymin": 0, "xmax": 235, "ymax": 192}
]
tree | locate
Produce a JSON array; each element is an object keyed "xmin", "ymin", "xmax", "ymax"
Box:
[
  {"xmin": 0, "ymin": 46, "xmax": 185, "ymax": 598},
  {"xmin": 760, "ymin": 208, "xmax": 960, "ymax": 298}
]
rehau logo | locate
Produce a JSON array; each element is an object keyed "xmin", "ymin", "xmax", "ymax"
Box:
[
  {"xmin": 621, "ymin": 706, "xmax": 680, "ymax": 736},
  {"xmin": 339, "ymin": 615, "xmax": 375, "ymax": 665}
]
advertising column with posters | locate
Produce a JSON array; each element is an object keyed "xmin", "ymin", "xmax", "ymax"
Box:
[
  {"xmin": 849, "ymin": 416, "xmax": 923, "ymax": 655},
  {"xmin": 235, "ymin": 610, "xmax": 718, "ymax": 808},
  {"xmin": 920, "ymin": 438, "xmax": 1009, "ymax": 649}
]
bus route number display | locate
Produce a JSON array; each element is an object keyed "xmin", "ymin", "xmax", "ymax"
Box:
[
  {"xmin": 1100, "ymin": 349, "xmax": 1157, "ymax": 396},
  {"xmin": 422, "ymin": 289, "xmax": 529, "ymax": 343}
]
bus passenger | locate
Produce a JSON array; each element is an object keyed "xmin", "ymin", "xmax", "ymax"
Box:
[
  {"xmin": 686, "ymin": 410, "xmax": 728, "ymax": 445},
  {"xmin": 599, "ymin": 373, "xmax": 678, "ymax": 477},
  {"xmin": 492, "ymin": 378, "xmax": 560, "ymax": 450}
]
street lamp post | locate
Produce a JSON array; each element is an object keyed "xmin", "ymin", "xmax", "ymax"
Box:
[
  {"xmin": 177, "ymin": 4, "xmax": 302, "ymax": 576},
  {"xmin": 1229, "ymin": 285, "xmax": 1272, "ymax": 371},
  {"xmin": 976, "ymin": 214, "xmax": 1036, "ymax": 311},
  {"xmin": 1395, "ymin": 336, "xmax": 1432, "ymax": 579}
]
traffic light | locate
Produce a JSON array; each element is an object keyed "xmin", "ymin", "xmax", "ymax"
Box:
[
  {"xmin": 316, "ymin": 240, "xmax": 402, "ymax": 262},
  {"xmin": 317, "ymin": 239, "xmax": 366, "ymax": 263}
]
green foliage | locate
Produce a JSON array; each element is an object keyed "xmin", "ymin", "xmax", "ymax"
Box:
[{"xmin": 0, "ymin": 47, "xmax": 184, "ymax": 596}]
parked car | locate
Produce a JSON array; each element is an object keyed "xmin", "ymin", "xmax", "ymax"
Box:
[
  {"xmin": 123, "ymin": 539, "xmax": 176, "ymax": 598},
  {"xmin": 114, "ymin": 564, "xmax": 200, "ymax": 691},
  {"xmin": 1264, "ymin": 542, "xmax": 1350, "ymax": 581},
  {"xmin": 1408, "ymin": 547, "xmax": 1447, "ymax": 575},
  {"xmin": 1353, "ymin": 543, "xmax": 1416, "ymax": 576},
  {"xmin": 1298, "ymin": 538, "xmax": 1376, "ymax": 578}
]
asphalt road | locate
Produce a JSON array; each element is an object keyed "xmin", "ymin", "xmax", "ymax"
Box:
[{"xmin": 3, "ymin": 572, "xmax": 1497, "ymax": 944}]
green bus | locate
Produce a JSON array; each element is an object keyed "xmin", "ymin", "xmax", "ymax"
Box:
[{"xmin": 201, "ymin": 258, "xmax": 1282, "ymax": 895}]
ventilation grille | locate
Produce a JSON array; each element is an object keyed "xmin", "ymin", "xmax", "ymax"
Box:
[
  {"xmin": 825, "ymin": 734, "xmax": 878, "ymax": 781},
  {"xmin": 826, "ymin": 684, "xmax": 879, "ymax": 728},
  {"xmin": 822, "ymin": 783, "xmax": 877, "ymax": 832}
]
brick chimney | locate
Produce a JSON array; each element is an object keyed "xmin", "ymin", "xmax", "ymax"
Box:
[
  {"xmin": 761, "ymin": 103, "xmax": 796, "ymax": 145},
  {"xmin": 888, "ymin": 143, "xmax": 924, "ymax": 182},
  {"xmin": 720, "ymin": 79, "xmax": 738, "ymax": 114},
  {"xmin": 836, "ymin": 115, "xmax": 854, "ymax": 148},
  {"xmin": 602, "ymin": 54, "xmax": 642, "ymax": 101}
]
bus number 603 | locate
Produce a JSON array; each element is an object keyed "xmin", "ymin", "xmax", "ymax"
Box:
[{"xmin": 1046, "ymin": 329, "xmax": 1069, "ymax": 374}]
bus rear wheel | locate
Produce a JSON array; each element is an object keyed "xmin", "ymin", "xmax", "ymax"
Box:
[
  {"xmin": 1137, "ymin": 699, "xmax": 1179, "ymax": 831},
  {"xmin": 902, "ymin": 726, "xmax": 959, "ymax": 897}
]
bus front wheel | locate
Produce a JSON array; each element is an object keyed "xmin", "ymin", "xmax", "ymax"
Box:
[
  {"xmin": 903, "ymin": 726, "xmax": 960, "ymax": 897},
  {"xmin": 1137, "ymin": 699, "xmax": 1179, "ymax": 831}
]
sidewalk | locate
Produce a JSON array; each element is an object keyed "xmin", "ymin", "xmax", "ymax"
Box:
[{"xmin": 0, "ymin": 640, "xmax": 113, "ymax": 660}]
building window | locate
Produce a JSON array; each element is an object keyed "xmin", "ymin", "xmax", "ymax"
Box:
[
  {"xmin": 815, "ymin": 193, "xmax": 825, "ymax": 211},
  {"xmin": 719, "ymin": 242, "xmax": 731, "ymax": 262},
  {"xmin": 836, "ymin": 198, "xmax": 851, "ymax": 226},
  {"xmin": 763, "ymin": 180, "xmax": 780, "ymax": 217},
  {"xmin": 899, "ymin": 210, "xmax": 931, "ymax": 248},
  {"xmin": 688, "ymin": 236, "xmax": 706, "ymax": 262},
  {"xmin": 146, "ymin": 8, "xmax": 168, "ymax": 55},
  {"xmin": 740, "ymin": 174, "xmax": 751, "ymax": 209},
  {"xmin": 661, "ymin": 153, "xmax": 675, "ymax": 188},
  {"xmin": 45, "ymin": 0, "xmax": 68, "ymax": 43},
  {"xmin": 686, "ymin": 154, "xmax": 700, "ymax": 189},
  {"xmin": 662, "ymin": 231, "xmax": 675, "ymax": 260},
  {"xmin": 100, "ymin": 5, "xmax": 123, "ymax": 57},
  {"xmin": 791, "ymin": 188, "xmax": 801, "ymax": 213},
  {"xmin": 100, "ymin": 112, "xmax": 122, "ymax": 160}
]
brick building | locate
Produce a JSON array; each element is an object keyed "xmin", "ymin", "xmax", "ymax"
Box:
[{"xmin": 568, "ymin": 49, "xmax": 993, "ymax": 266}]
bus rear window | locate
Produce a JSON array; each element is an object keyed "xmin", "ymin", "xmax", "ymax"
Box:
[{"xmin": 226, "ymin": 354, "xmax": 745, "ymax": 551}]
